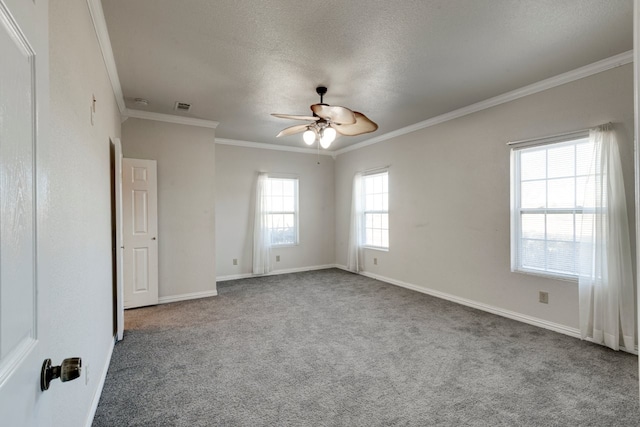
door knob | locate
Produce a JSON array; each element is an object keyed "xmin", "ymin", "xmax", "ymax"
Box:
[
  {"xmin": 41, "ymin": 357, "xmax": 82, "ymax": 391},
  {"xmin": 151, "ymin": 237, "xmax": 156, "ymax": 240}
]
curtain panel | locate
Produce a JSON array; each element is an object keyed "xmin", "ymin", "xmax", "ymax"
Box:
[
  {"xmin": 578, "ymin": 126, "xmax": 635, "ymax": 351},
  {"xmin": 252, "ymin": 172, "xmax": 272, "ymax": 274},
  {"xmin": 347, "ymin": 172, "xmax": 364, "ymax": 272}
]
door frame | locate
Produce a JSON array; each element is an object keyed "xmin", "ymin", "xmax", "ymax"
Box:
[
  {"xmin": 635, "ymin": 0, "xmax": 640, "ymax": 394},
  {"xmin": 111, "ymin": 137, "xmax": 124, "ymax": 341}
]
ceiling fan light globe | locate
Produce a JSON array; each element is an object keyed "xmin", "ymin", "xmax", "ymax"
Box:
[
  {"xmin": 320, "ymin": 127, "xmax": 336, "ymax": 149},
  {"xmin": 303, "ymin": 129, "xmax": 316, "ymax": 145}
]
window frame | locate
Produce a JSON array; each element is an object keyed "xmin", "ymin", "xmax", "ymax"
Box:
[
  {"xmin": 264, "ymin": 175, "xmax": 299, "ymax": 247},
  {"xmin": 510, "ymin": 131, "xmax": 591, "ymax": 281},
  {"xmin": 362, "ymin": 170, "xmax": 389, "ymax": 251}
]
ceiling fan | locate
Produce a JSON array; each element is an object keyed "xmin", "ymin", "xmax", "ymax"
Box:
[{"xmin": 272, "ymin": 86, "xmax": 378, "ymax": 149}]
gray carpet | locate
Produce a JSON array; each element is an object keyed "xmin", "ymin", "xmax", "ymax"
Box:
[{"xmin": 93, "ymin": 269, "xmax": 639, "ymax": 426}]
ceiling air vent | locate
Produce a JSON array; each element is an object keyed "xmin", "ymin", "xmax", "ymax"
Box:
[{"xmin": 174, "ymin": 101, "xmax": 192, "ymax": 112}]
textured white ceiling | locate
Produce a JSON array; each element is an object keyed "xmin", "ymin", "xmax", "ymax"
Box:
[{"xmin": 101, "ymin": 0, "xmax": 632, "ymax": 151}]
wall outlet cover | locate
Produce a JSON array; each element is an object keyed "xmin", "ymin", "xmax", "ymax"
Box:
[{"xmin": 539, "ymin": 291, "xmax": 549, "ymax": 304}]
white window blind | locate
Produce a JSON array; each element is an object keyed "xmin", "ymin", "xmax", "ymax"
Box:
[
  {"xmin": 511, "ymin": 133, "xmax": 594, "ymax": 279},
  {"xmin": 264, "ymin": 177, "xmax": 299, "ymax": 246},
  {"xmin": 363, "ymin": 171, "xmax": 389, "ymax": 249}
]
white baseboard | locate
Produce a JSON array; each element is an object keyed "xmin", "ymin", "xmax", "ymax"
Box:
[
  {"xmin": 216, "ymin": 264, "xmax": 336, "ymax": 282},
  {"xmin": 358, "ymin": 270, "xmax": 580, "ymax": 337},
  {"xmin": 158, "ymin": 289, "xmax": 218, "ymax": 304},
  {"xmin": 219, "ymin": 264, "xmax": 637, "ymax": 354},
  {"xmin": 85, "ymin": 335, "xmax": 116, "ymax": 427},
  {"xmin": 355, "ymin": 269, "xmax": 638, "ymax": 354}
]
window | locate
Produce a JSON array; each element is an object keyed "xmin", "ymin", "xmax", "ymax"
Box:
[
  {"xmin": 264, "ymin": 177, "xmax": 298, "ymax": 246},
  {"xmin": 511, "ymin": 134, "xmax": 593, "ymax": 279},
  {"xmin": 363, "ymin": 171, "xmax": 389, "ymax": 249}
]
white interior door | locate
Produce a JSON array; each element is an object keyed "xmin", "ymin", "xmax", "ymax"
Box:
[
  {"xmin": 0, "ymin": 0, "xmax": 51, "ymax": 424},
  {"xmin": 122, "ymin": 158, "xmax": 159, "ymax": 308}
]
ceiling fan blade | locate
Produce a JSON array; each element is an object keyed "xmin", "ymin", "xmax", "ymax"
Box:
[
  {"xmin": 311, "ymin": 104, "xmax": 356, "ymax": 125},
  {"xmin": 333, "ymin": 112, "xmax": 378, "ymax": 136},
  {"xmin": 271, "ymin": 113, "xmax": 319, "ymax": 121},
  {"xmin": 276, "ymin": 123, "xmax": 310, "ymax": 137}
]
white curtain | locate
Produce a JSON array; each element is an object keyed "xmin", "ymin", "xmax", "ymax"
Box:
[
  {"xmin": 252, "ymin": 172, "xmax": 271, "ymax": 274},
  {"xmin": 578, "ymin": 125, "xmax": 635, "ymax": 351},
  {"xmin": 347, "ymin": 172, "xmax": 364, "ymax": 272}
]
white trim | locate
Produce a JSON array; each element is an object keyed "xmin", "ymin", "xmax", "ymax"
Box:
[
  {"xmin": 335, "ymin": 50, "xmax": 633, "ymax": 156},
  {"xmin": 508, "ymin": 129, "xmax": 590, "ymax": 149},
  {"xmin": 86, "ymin": 0, "xmax": 126, "ymax": 114},
  {"xmin": 84, "ymin": 336, "xmax": 116, "ymax": 427},
  {"xmin": 85, "ymin": 0, "xmax": 632, "ymax": 158},
  {"xmin": 221, "ymin": 264, "xmax": 638, "ymax": 354},
  {"xmin": 216, "ymin": 138, "xmax": 335, "ymax": 157},
  {"xmin": 332, "ymin": 266, "xmax": 639, "ymax": 354},
  {"xmin": 124, "ymin": 108, "xmax": 219, "ymax": 129},
  {"xmin": 216, "ymin": 273, "xmax": 256, "ymax": 282},
  {"xmin": 157, "ymin": 289, "xmax": 218, "ymax": 305},
  {"xmin": 216, "ymin": 264, "xmax": 336, "ymax": 282},
  {"xmin": 634, "ymin": 0, "xmax": 640, "ymax": 388},
  {"xmin": 86, "ymin": 0, "xmax": 223, "ymax": 129},
  {"xmin": 112, "ymin": 137, "xmax": 124, "ymax": 342},
  {"xmin": 359, "ymin": 270, "xmax": 579, "ymax": 336}
]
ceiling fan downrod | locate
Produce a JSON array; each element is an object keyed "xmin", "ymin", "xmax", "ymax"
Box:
[{"xmin": 316, "ymin": 86, "xmax": 327, "ymax": 105}]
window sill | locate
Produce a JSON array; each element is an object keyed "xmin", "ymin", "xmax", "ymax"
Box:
[
  {"xmin": 362, "ymin": 246, "xmax": 389, "ymax": 252},
  {"xmin": 271, "ymin": 243, "xmax": 299, "ymax": 248},
  {"xmin": 512, "ymin": 268, "xmax": 578, "ymax": 283}
]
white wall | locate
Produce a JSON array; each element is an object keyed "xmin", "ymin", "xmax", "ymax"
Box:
[
  {"xmin": 335, "ymin": 64, "xmax": 635, "ymax": 331},
  {"xmin": 47, "ymin": 0, "xmax": 122, "ymax": 425},
  {"xmin": 215, "ymin": 144, "xmax": 335, "ymax": 278},
  {"xmin": 121, "ymin": 118, "xmax": 217, "ymax": 299}
]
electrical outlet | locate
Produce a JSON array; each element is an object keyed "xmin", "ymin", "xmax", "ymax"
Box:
[
  {"xmin": 232, "ymin": 258, "xmax": 238, "ymax": 265},
  {"xmin": 539, "ymin": 291, "xmax": 549, "ymax": 304},
  {"xmin": 276, "ymin": 255, "xmax": 281, "ymax": 262},
  {"xmin": 373, "ymin": 257, "xmax": 378, "ymax": 265},
  {"xmin": 85, "ymin": 364, "xmax": 90, "ymax": 385}
]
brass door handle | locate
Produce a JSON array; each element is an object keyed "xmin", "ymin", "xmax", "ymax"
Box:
[{"xmin": 41, "ymin": 357, "xmax": 82, "ymax": 391}]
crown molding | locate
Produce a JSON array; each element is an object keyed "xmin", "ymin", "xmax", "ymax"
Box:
[
  {"xmin": 86, "ymin": 2, "xmax": 631, "ymax": 156},
  {"xmin": 86, "ymin": 0, "xmax": 126, "ymax": 114},
  {"xmin": 87, "ymin": 0, "xmax": 220, "ymax": 128},
  {"xmin": 335, "ymin": 50, "xmax": 633, "ymax": 156},
  {"xmin": 124, "ymin": 108, "xmax": 219, "ymax": 129},
  {"xmin": 216, "ymin": 138, "xmax": 335, "ymax": 157}
]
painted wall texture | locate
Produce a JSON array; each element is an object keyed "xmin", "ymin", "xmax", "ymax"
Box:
[
  {"xmin": 334, "ymin": 64, "xmax": 635, "ymax": 331},
  {"xmin": 122, "ymin": 118, "xmax": 217, "ymax": 299},
  {"xmin": 48, "ymin": 0, "xmax": 122, "ymax": 424},
  {"xmin": 215, "ymin": 145, "xmax": 335, "ymax": 278},
  {"xmin": 39, "ymin": 2, "xmax": 636, "ymax": 424}
]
